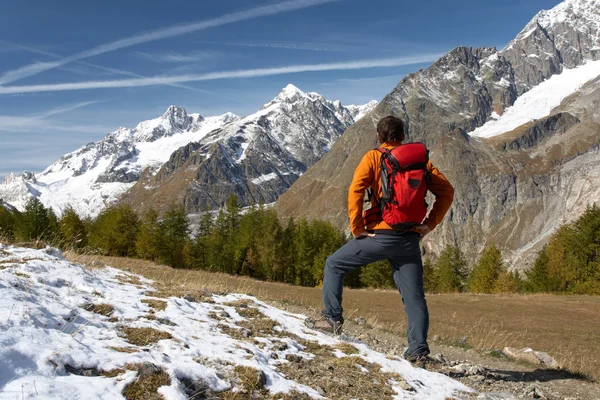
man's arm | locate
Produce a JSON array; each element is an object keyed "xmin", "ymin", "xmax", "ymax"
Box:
[
  {"xmin": 348, "ymin": 152, "xmax": 375, "ymax": 237},
  {"xmin": 422, "ymin": 161, "xmax": 454, "ymax": 232}
]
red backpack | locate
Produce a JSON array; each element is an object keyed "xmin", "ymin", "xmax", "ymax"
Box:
[{"xmin": 363, "ymin": 143, "xmax": 429, "ymax": 231}]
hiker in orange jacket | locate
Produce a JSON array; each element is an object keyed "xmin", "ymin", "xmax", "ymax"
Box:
[{"xmin": 306, "ymin": 116, "xmax": 454, "ymax": 362}]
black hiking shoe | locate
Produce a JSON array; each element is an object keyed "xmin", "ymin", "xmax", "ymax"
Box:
[
  {"xmin": 304, "ymin": 316, "xmax": 343, "ymax": 335},
  {"xmin": 404, "ymin": 349, "xmax": 431, "ymax": 366}
]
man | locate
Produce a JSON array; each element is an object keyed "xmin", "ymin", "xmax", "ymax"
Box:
[{"xmin": 305, "ymin": 116, "xmax": 454, "ymax": 362}]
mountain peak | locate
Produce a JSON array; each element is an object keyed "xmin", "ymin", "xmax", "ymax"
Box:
[
  {"xmin": 162, "ymin": 105, "xmax": 188, "ymax": 120},
  {"xmin": 280, "ymin": 84, "xmax": 305, "ymax": 97}
]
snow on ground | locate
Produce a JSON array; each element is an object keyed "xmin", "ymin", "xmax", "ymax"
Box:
[
  {"xmin": 469, "ymin": 59, "xmax": 600, "ymax": 138},
  {"xmin": 0, "ymin": 244, "xmax": 471, "ymax": 399}
]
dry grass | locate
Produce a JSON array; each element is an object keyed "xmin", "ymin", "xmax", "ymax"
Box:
[
  {"xmin": 279, "ymin": 349, "xmax": 402, "ymax": 398},
  {"xmin": 141, "ymin": 299, "xmax": 167, "ymax": 311},
  {"xmin": 115, "ymin": 274, "xmax": 142, "ymax": 285},
  {"xmin": 108, "ymin": 346, "xmax": 139, "ymax": 353},
  {"xmin": 218, "ymin": 366, "xmax": 267, "ymax": 399},
  {"xmin": 67, "ymin": 253, "xmax": 600, "ymax": 381},
  {"xmin": 13, "ymin": 271, "xmax": 30, "ymax": 278},
  {"xmin": 82, "ymin": 303, "xmax": 115, "ymax": 317},
  {"xmin": 336, "ymin": 343, "xmax": 360, "ymax": 355},
  {"xmin": 120, "ymin": 327, "xmax": 172, "ymax": 346},
  {"xmin": 122, "ymin": 367, "xmax": 171, "ymax": 400}
]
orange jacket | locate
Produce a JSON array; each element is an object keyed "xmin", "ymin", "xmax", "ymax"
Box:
[{"xmin": 348, "ymin": 141, "xmax": 454, "ymax": 236}]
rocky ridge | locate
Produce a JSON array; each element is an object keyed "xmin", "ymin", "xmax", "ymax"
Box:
[{"xmin": 121, "ymin": 85, "xmax": 377, "ymax": 214}]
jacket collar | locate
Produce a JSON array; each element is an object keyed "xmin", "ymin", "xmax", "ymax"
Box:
[{"xmin": 381, "ymin": 141, "xmax": 403, "ymax": 149}]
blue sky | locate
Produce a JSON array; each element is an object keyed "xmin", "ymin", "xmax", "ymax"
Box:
[{"xmin": 0, "ymin": 0, "xmax": 561, "ymax": 179}]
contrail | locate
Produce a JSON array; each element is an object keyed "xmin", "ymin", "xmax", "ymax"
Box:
[
  {"xmin": 0, "ymin": 54, "xmax": 441, "ymax": 95},
  {"xmin": 0, "ymin": 40, "xmax": 210, "ymax": 94},
  {"xmin": 0, "ymin": 0, "xmax": 337, "ymax": 85}
]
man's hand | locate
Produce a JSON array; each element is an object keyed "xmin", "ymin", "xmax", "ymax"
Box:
[
  {"xmin": 353, "ymin": 231, "xmax": 376, "ymax": 239},
  {"xmin": 414, "ymin": 224, "xmax": 431, "ymax": 237}
]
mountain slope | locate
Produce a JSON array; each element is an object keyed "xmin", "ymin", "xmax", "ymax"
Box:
[
  {"xmin": 275, "ymin": 0, "xmax": 600, "ymax": 268},
  {"xmin": 0, "ymin": 243, "xmax": 471, "ymax": 399},
  {"xmin": 0, "ymin": 86, "xmax": 376, "ymax": 217},
  {"xmin": 121, "ymin": 85, "xmax": 377, "ymax": 215}
]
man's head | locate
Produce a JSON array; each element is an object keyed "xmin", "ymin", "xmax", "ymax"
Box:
[{"xmin": 377, "ymin": 116, "xmax": 405, "ymax": 143}]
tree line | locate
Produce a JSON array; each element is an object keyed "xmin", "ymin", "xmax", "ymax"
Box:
[{"xmin": 1, "ymin": 196, "xmax": 598, "ymax": 294}]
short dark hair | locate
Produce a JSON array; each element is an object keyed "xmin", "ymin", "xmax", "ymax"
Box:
[{"xmin": 377, "ymin": 116, "xmax": 405, "ymax": 143}]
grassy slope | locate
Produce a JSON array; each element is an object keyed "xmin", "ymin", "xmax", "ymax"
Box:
[{"xmin": 66, "ymin": 253, "xmax": 600, "ymax": 381}]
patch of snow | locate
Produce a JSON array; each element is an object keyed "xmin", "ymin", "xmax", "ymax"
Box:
[
  {"xmin": 470, "ymin": 60, "xmax": 600, "ymax": 138},
  {"xmin": 251, "ymin": 173, "xmax": 278, "ymax": 185},
  {"xmin": 0, "ymin": 244, "xmax": 472, "ymax": 399}
]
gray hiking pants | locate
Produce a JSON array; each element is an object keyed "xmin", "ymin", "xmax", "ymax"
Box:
[{"xmin": 322, "ymin": 232, "xmax": 429, "ymax": 357}]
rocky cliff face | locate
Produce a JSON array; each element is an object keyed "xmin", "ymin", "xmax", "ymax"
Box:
[
  {"xmin": 121, "ymin": 85, "xmax": 377, "ymax": 214},
  {"xmin": 275, "ymin": 0, "xmax": 600, "ymax": 269}
]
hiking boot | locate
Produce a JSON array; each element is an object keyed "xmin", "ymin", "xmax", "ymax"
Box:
[
  {"xmin": 403, "ymin": 349, "xmax": 431, "ymax": 364},
  {"xmin": 304, "ymin": 316, "xmax": 343, "ymax": 335}
]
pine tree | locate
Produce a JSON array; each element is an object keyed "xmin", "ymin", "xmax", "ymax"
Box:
[
  {"xmin": 567, "ymin": 204, "xmax": 600, "ymax": 294},
  {"xmin": 423, "ymin": 257, "xmax": 435, "ymax": 292},
  {"xmin": 525, "ymin": 248, "xmax": 559, "ymax": 292},
  {"xmin": 58, "ymin": 206, "xmax": 87, "ymax": 250},
  {"xmin": 191, "ymin": 208, "xmax": 213, "ymax": 269},
  {"xmin": 89, "ymin": 204, "xmax": 139, "ymax": 256},
  {"xmin": 468, "ymin": 244, "xmax": 504, "ymax": 293},
  {"xmin": 494, "ymin": 270, "xmax": 522, "ymax": 293},
  {"xmin": 208, "ymin": 208, "xmax": 232, "ymax": 273},
  {"xmin": 360, "ymin": 260, "xmax": 395, "ymax": 289},
  {"xmin": 15, "ymin": 197, "xmax": 50, "ymax": 241},
  {"xmin": 135, "ymin": 209, "xmax": 162, "ymax": 261},
  {"xmin": 158, "ymin": 205, "xmax": 190, "ymax": 268},
  {"xmin": 0, "ymin": 204, "xmax": 19, "ymax": 241},
  {"xmin": 278, "ymin": 217, "xmax": 297, "ymax": 284},
  {"xmin": 47, "ymin": 208, "xmax": 59, "ymax": 244},
  {"xmin": 433, "ymin": 245, "xmax": 467, "ymax": 293}
]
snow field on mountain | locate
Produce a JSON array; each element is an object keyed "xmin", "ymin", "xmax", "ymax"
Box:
[
  {"xmin": 0, "ymin": 244, "xmax": 470, "ymax": 399},
  {"xmin": 470, "ymin": 59, "xmax": 600, "ymax": 138}
]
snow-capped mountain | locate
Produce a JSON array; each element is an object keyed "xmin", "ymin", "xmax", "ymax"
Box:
[
  {"xmin": 276, "ymin": 0, "xmax": 600, "ymax": 269},
  {"xmin": 121, "ymin": 84, "xmax": 377, "ymax": 214},
  {"xmin": 502, "ymin": 0, "xmax": 600, "ymax": 94},
  {"xmin": 0, "ymin": 86, "xmax": 376, "ymax": 217}
]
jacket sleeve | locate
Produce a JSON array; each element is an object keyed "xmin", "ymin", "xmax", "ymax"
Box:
[
  {"xmin": 348, "ymin": 151, "xmax": 375, "ymax": 236},
  {"xmin": 423, "ymin": 161, "xmax": 454, "ymax": 231}
]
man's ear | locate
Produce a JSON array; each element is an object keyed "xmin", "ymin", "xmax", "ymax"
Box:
[{"xmin": 377, "ymin": 131, "xmax": 382, "ymax": 143}]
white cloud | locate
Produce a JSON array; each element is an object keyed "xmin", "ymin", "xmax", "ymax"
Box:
[
  {"xmin": 0, "ymin": 0, "xmax": 337, "ymax": 85},
  {"xmin": 0, "ymin": 54, "xmax": 442, "ymax": 95}
]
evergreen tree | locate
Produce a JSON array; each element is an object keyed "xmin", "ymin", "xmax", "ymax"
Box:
[
  {"xmin": 88, "ymin": 204, "xmax": 139, "ymax": 256},
  {"xmin": 208, "ymin": 208, "xmax": 233, "ymax": 273},
  {"xmin": 494, "ymin": 270, "xmax": 523, "ymax": 293},
  {"xmin": 158, "ymin": 205, "xmax": 190, "ymax": 268},
  {"xmin": 433, "ymin": 245, "xmax": 467, "ymax": 293},
  {"xmin": 47, "ymin": 208, "xmax": 59, "ymax": 244},
  {"xmin": 58, "ymin": 206, "xmax": 87, "ymax": 250},
  {"xmin": 524, "ymin": 248, "xmax": 560, "ymax": 292},
  {"xmin": 423, "ymin": 257, "xmax": 435, "ymax": 292},
  {"xmin": 278, "ymin": 217, "xmax": 297, "ymax": 284},
  {"xmin": 135, "ymin": 209, "xmax": 162, "ymax": 261},
  {"xmin": 190, "ymin": 208, "xmax": 213, "ymax": 269},
  {"xmin": 360, "ymin": 261, "xmax": 395, "ymax": 289},
  {"xmin": 0, "ymin": 204, "xmax": 19, "ymax": 241},
  {"xmin": 468, "ymin": 244, "xmax": 504, "ymax": 293},
  {"xmin": 15, "ymin": 197, "xmax": 50, "ymax": 241}
]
